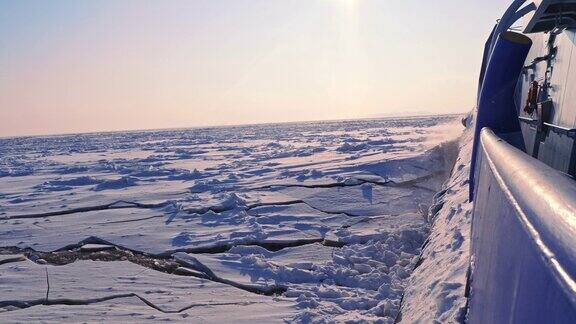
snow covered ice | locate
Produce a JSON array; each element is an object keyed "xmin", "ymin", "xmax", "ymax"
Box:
[{"xmin": 0, "ymin": 116, "xmax": 463, "ymax": 322}]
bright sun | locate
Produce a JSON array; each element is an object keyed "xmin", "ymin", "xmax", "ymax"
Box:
[
  {"xmin": 337, "ymin": 0, "xmax": 359, "ymax": 15},
  {"xmin": 338, "ymin": 0, "xmax": 358, "ymax": 12},
  {"xmin": 340, "ymin": 0, "xmax": 357, "ymax": 7}
]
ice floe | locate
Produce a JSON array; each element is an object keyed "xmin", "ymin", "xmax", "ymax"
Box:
[{"xmin": 0, "ymin": 116, "xmax": 463, "ymax": 322}]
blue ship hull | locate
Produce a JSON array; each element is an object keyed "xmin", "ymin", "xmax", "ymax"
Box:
[{"xmin": 467, "ymin": 1, "xmax": 576, "ymax": 322}]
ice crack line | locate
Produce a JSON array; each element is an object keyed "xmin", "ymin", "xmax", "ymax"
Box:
[
  {"xmin": 0, "ymin": 293, "xmax": 265, "ymax": 314},
  {"xmin": 249, "ymin": 179, "xmax": 389, "ymax": 191},
  {"xmin": 0, "ymin": 255, "xmax": 26, "ymax": 265},
  {"xmin": 44, "ymin": 268, "xmax": 50, "ymax": 302},
  {"xmin": 3, "ymin": 200, "xmax": 171, "ymax": 221},
  {"xmin": 179, "ymin": 199, "xmax": 355, "ymax": 219},
  {"xmin": 2, "ymin": 173, "xmax": 437, "ymax": 221},
  {"xmin": 0, "ymin": 237, "xmax": 329, "ymax": 297},
  {"xmin": 246, "ymin": 173, "xmax": 439, "ymax": 195}
]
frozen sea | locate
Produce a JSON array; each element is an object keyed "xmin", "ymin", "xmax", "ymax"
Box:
[{"xmin": 0, "ymin": 116, "xmax": 463, "ymax": 323}]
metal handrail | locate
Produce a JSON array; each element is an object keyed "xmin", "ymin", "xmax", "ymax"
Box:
[
  {"xmin": 479, "ymin": 128, "xmax": 576, "ymax": 303},
  {"xmin": 518, "ymin": 116, "xmax": 539, "ymax": 124},
  {"xmin": 544, "ymin": 122, "xmax": 576, "ymax": 134},
  {"xmin": 518, "ymin": 116, "xmax": 576, "ymax": 137}
]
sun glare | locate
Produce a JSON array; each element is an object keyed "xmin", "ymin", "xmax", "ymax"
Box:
[{"xmin": 340, "ymin": 0, "xmax": 357, "ymax": 9}]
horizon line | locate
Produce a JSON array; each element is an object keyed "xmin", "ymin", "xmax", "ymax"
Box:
[{"xmin": 0, "ymin": 111, "xmax": 467, "ymax": 140}]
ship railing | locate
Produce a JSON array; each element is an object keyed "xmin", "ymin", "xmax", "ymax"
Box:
[
  {"xmin": 518, "ymin": 115, "xmax": 576, "ymax": 138},
  {"xmin": 468, "ymin": 127, "xmax": 576, "ymax": 323}
]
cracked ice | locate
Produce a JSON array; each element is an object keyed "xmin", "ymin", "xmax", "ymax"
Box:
[{"xmin": 0, "ymin": 116, "xmax": 462, "ymax": 322}]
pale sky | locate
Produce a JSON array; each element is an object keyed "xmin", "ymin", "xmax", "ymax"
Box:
[{"xmin": 0, "ymin": 0, "xmax": 510, "ymax": 136}]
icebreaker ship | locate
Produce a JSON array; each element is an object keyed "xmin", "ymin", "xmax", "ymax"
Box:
[{"xmin": 468, "ymin": 0, "xmax": 576, "ymax": 322}]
